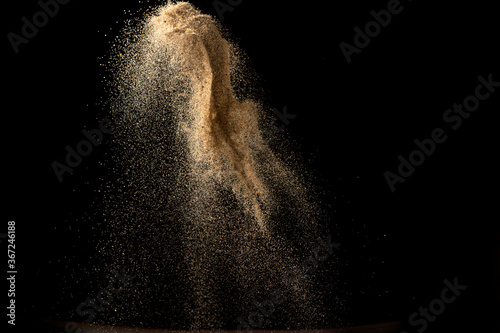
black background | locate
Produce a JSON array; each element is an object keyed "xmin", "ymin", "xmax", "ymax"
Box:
[{"xmin": 4, "ymin": 0, "xmax": 499, "ymax": 332}]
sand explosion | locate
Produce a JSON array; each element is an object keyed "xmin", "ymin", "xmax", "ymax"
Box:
[
  {"xmin": 97, "ymin": 1, "xmax": 332, "ymax": 329},
  {"xmin": 152, "ymin": 2, "xmax": 271, "ymax": 232}
]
